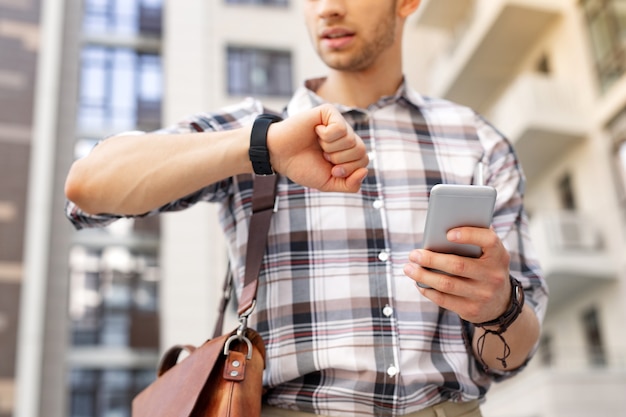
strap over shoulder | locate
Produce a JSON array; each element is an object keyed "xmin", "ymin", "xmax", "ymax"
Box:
[
  {"xmin": 238, "ymin": 174, "xmax": 278, "ymax": 316},
  {"xmin": 213, "ymin": 174, "xmax": 278, "ymax": 339}
]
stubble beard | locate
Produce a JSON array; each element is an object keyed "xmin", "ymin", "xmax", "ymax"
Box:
[{"xmin": 320, "ymin": 11, "xmax": 397, "ymax": 72}]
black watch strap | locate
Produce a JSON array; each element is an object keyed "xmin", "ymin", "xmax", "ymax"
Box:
[{"xmin": 249, "ymin": 114, "xmax": 282, "ymax": 175}]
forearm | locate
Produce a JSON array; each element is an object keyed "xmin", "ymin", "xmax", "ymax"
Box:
[
  {"xmin": 66, "ymin": 104, "xmax": 369, "ymax": 216},
  {"xmin": 471, "ymin": 303, "xmax": 540, "ymax": 372},
  {"xmin": 65, "ymin": 127, "xmax": 252, "ymax": 215}
]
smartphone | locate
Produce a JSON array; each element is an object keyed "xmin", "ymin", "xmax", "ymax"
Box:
[{"xmin": 418, "ymin": 184, "xmax": 497, "ymax": 288}]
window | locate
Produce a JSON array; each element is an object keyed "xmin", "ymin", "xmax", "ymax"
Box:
[
  {"xmin": 536, "ymin": 54, "xmax": 551, "ymax": 74},
  {"xmin": 225, "ymin": 0, "xmax": 288, "ymax": 6},
  {"xmin": 538, "ymin": 334, "xmax": 554, "ymax": 367},
  {"xmin": 227, "ymin": 46, "xmax": 293, "ymax": 97},
  {"xmin": 617, "ymin": 141, "xmax": 626, "ymax": 197},
  {"xmin": 70, "ymin": 2, "xmax": 164, "ymax": 415},
  {"xmin": 69, "ymin": 369, "xmax": 154, "ymax": 417},
  {"xmin": 78, "ymin": 46, "xmax": 162, "ymax": 134},
  {"xmin": 83, "ymin": 0, "xmax": 163, "ymax": 36},
  {"xmin": 608, "ymin": 108, "xmax": 626, "ymax": 207},
  {"xmin": 557, "ymin": 173, "xmax": 577, "ymax": 210},
  {"xmin": 581, "ymin": 0, "xmax": 626, "ymax": 91},
  {"xmin": 615, "ymin": 139, "xmax": 626, "ymax": 225},
  {"xmin": 581, "ymin": 307, "xmax": 607, "ymax": 366},
  {"xmin": 69, "ymin": 246, "xmax": 160, "ymax": 348}
]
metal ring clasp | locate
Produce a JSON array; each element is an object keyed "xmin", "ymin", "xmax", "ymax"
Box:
[{"xmin": 223, "ymin": 334, "xmax": 253, "ymax": 360}]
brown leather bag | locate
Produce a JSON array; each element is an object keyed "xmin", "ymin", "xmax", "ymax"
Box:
[
  {"xmin": 131, "ymin": 175, "xmax": 277, "ymax": 417},
  {"xmin": 132, "ymin": 328, "xmax": 266, "ymax": 417}
]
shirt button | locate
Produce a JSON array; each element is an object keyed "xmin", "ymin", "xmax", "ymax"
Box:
[
  {"xmin": 378, "ymin": 251, "xmax": 390, "ymax": 262},
  {"xmin": 382, "ymin": 305, "xmax": 393, "ymax": 317},
  {"xmin": 373, "ymin": 199, "xmax": 384, "ymax": 210},
  {"xmin": 387, "ymin": 365, "xmax": 398, "ymax": 377},
  {"xmin": 368, "ymin": 151, "xmax": 376, "ymax": 161}
]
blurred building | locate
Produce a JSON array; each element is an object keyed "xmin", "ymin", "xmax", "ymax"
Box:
[
  {"xmin": 65, "ymin": 2, "xmax": 164, "ymax": 417},
  {"xmin": 5, "ymin": 1, "xmax": 164, "ymax": 417},
  {"xmin": 3, "ymin": 0, "xmax": 626, "ymax": 417},
  {"xmin": 0, "ymin": 2, "xmax": 41, "ymax": 417},
  {"xmin": 413, "ymin": 0, "xmax": 626, "ymax": 415}
]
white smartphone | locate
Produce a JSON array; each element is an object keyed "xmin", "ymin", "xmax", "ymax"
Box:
[{"xmin": 418, "ymin": 184, "xmax": 497, "ymax": 288}]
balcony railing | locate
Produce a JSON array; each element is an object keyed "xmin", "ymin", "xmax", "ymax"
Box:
[
  {"xmin": 528, "ymin": 211, "xmax": 615, "ymax": 310},
  {"xmin": 417, "ymin": 0, "xmax": 562, "ymax": 112},
  {"xmin": 487, "ymin": 73, "xmax": 587, "ymax": 183},
  {"xmin": 413, "ymin": 0, "xmax": 476, "ymax": 32}
]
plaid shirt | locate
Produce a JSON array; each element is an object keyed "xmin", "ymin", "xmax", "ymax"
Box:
[{"xmin": 67, "ymin": 78, "xmax": 548, "ymax": 416}]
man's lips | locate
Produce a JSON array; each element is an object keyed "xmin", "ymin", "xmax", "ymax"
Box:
[{"xmin": 320, "ymin": 28, "xmax": 355, "ymax": 49}]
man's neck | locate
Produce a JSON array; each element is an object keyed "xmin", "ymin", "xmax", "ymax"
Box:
[{"xmin": 316, "ymin": 67, "xmax": 404, "ymax": 109}]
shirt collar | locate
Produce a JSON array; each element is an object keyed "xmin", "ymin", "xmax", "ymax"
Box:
[{"xmin": 286, "ymin": 76, "xmax": 427, "ymax": 116}]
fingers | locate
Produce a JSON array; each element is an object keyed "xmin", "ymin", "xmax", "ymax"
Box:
[
  {"xmin": 403, "ymin": 227, "xmax": 513, "ymax": 323},
  {"xmin": 337, "ymin": 167, "xmax": 369, "ymax": 193},
  {"xmin": 403, "ymin": 261, "xmax": 481, "ymax": 320},
  {"xmin": 331, "ymin": 159, "xmax": 369, "ymax": 178},
  {"xmin": 403, "ymin": 257, "xmax": 503, "ymax": 323},
  {"xmin": 316, "ymin": 103, "xmax": 351, "ymax": 142},
  {"xmin": 446, "ymin": 226, "xmax": 501, "ymax": 254},
  {"xmin": 316, "ymin": 121, "xmax": 364, "ymax": 165},
  {"xmin": 412, "ymin": 227, "xmax": 505, "ymax": 277},
  {"xmin": 315, "ymin": 105, "xmax": 369, "ymax": 186},
  {"xmin": 316, "ymin": 104, "xmax": 364, "ymax": 155},
  {"xmin": 414, "ymin": 273, "xmax": 511, "ymax": 324},
  {"xmin": 408, "ymin": 248, "xmax": 481, "ymax": 284},
  {"xmin": 315, "ymin": 122, "xmax": 354, "ymax": 151},
  {"xmin": 404, "ymin": 253, "xmax": 472, "ymax": 297},
  {"xmin": 267, "ymin": 104, "xmax": 368, "ymax": 193}
]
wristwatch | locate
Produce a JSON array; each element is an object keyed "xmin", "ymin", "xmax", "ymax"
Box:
[{"xmin": 249, "ymin": 114, "xmax": 282, "ymax": 175}]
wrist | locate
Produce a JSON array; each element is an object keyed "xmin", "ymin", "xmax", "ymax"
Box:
[
  {"xmin": 473, "ymin": 276, "xmax": 524, "ymax": 334},
  {"xmin": 471, "ymin": 276, "xmax": 525, "ymax": 371}
]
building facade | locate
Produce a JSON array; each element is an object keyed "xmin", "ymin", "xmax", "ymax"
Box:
[
  {"xmin": 412, "ymin": 0, "xmax": 626, "ymax": 415},
  {"xmin": 9, "ymin": 1, "xmax": 164, "ymax": 417},
  {"xmin": 66, "ymin": 1, "xmax": 164, "ymax": 414},
  {"xmin": 0, "ymin": 2, "xmax": 41, "ymax": 416},
  {"xmin": 6, "ymin": 0, "xmax": 626, "ymax": 416}
]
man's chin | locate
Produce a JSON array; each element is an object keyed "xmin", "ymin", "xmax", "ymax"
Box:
[{"xmin": 320, "ymin": 56, "xmax": 369, "ymax": 73}]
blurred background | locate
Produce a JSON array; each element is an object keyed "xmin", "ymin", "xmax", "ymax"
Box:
[{"xmin": 1, "ymin": 0, "xmax": 626, "ymax": 416}]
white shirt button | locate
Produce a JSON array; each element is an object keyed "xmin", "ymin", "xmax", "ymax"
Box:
[
  {"xmin": 368, "ymin": 151, "xmax": 376, "ymax": 161},
  {"xmin": 387, "ymin": 365, "xmax": 398, "ymax": 377},
  {"xmin": 382, "ymin": 305, "xmax": 393, "ymax": 317},
  {"xmin": 378, "ymin": 251, "xmax": 390, "ymax": 262},
  {"xmin": 373, "ymin": 199, "xmax": 384, "ymax": 210}
]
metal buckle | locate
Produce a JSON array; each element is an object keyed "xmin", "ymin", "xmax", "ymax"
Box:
[
  {"xmin": 223, "ymin": 299, "xmax": 257, "ymax": 360},
  {"xmin": 223, "ymin": 333, "xmax": 253, "ymax": 360}
]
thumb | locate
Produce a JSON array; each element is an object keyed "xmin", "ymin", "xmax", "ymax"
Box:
[{"xmin": 335, "ymin": 167, "xmax": 368, "ymax": 193}]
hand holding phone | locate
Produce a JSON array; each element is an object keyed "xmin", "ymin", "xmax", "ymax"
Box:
[{"xmin": 418, "ymin": 184, "xmax": 497, "ymax": 288}]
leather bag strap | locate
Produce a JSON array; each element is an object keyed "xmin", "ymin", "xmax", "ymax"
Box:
[
  {"xmin": 212, "ymin": 266, "xmax": 233, "ymax": 339},
  {"xmin": 213, "ymin": 175, "xmax": 277, "ymax": 336},
  {"xmin": 238, "ymin": 175, "xmax": 278, "ymax": 315},
  {"xmin": 157, "ymin": 344, "xmax": 198, "ymax": 376}
]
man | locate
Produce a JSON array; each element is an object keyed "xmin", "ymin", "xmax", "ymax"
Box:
[{"xmin": 65, "ymin": 0, "xmax": 548, "ymax": 416}]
